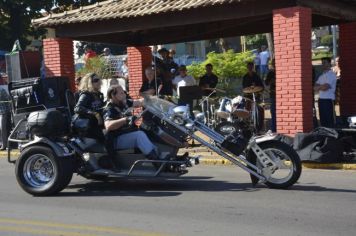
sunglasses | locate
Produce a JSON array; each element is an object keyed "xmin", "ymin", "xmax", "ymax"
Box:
[{"xmin": 92, "ymin": 77, "xmax": 101, "ymax": 83}]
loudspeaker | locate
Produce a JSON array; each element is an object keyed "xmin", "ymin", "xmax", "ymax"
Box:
[{"xmin": 9, "ymin": 77, "xmax": 69, "ymax": 114}]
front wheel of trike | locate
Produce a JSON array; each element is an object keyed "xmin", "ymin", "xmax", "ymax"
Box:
[
  {"xmin": 15, "ymin": 146, "xmax": 73, "ymax": 196},
  {"xmin": 248, "ymin": 141, "xmax": 302, "ymax": 189}
]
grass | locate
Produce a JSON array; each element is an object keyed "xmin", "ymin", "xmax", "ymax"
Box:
[{"xmin": 312, "ymin": 52, "xmax": 333, "ymax": 61}]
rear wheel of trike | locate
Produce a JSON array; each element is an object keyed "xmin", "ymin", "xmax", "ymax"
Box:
[
  {"xmin": 15, "ymin": 146, "xmax": 73, "ymax": 196},
  {"xmin": 248, "ymin": 141, "xmax": 302, "ymax": 189}
]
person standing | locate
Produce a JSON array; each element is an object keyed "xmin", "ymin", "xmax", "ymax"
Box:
[
  {"xmin": 265, "ymin": 59, "xmax": 276, "ymax": 132},
  {"xmin": 199, "ymin": 64, "xmax": 219, "ymax": 96},
  {"xmin": 259, "ymin": 45, "xmax": 270, "ymax": 79},
  {"xmin": 332, "ymin": 57, "xmax": 341, "ymax": 105},
  {"xmin": 83, "ymin": 45, "xmax": 97, "ymax": 64},
  {"xmin": 155, "ymin": 48, "xmax": 178, "ymax": 96},
  {"xmin": 139, "ymin": 67, "xmax": 162, "ymax": 96},
  {"xmin": 253, "ymin": 49, "xmax": 261, "ymax": 75},
  {"xmin": 0, "ymin": 75, "xmax": 12, "ymax": 150},
  {"xmin": 314, "ymin": 57, "xmax": 337, "ymax": 128}
]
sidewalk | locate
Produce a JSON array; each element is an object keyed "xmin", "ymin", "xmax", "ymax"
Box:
[{"xmin": 2, "ymin": 148, "xmax": 356, "ymax": 170}]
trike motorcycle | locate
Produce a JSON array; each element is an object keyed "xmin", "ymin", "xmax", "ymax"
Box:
[{"xmin": 8, "ymin": 95, "xmax": 301, "ymax": 196}]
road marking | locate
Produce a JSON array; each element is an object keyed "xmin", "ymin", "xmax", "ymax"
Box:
[
  {"xmin": 0, "ymin": 218, "xmax": 168, "ymax": 236},
  {"xmin": 0, "ymin": 225, "xmax": 97, "ymax": 236}
]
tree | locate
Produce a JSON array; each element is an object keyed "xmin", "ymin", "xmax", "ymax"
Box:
[
  {"xmin": 320, "ymin": 35, "xmax": 333, "ymax": 47},
  {"xmin": 0, "ymin": 1, "xmax": 103, "ymax": 51},
  {"xmin": 245, "ymin": 34, "xmax": 267, "ymax": 50},
  {"xmin": 187, "ymin": 50, "xmax": 254, "ymax": 96}
]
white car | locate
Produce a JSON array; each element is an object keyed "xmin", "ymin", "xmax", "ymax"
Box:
[{"xmin": 312, "ymin": 46, "xmax": 331, "ymax": 54}]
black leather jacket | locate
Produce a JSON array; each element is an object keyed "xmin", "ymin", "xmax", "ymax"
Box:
[
  {"xmin": 74, "ymin": 91, "xmax": 104, "ymax": 117},
  {"xmin": 73, "ymin": 91, "xmax": 105, "ymax": 141}
]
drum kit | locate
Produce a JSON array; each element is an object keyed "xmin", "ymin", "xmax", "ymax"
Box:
[{"xmin": 201, "ymin": 85, "xmax": 264, "ymax": 133}]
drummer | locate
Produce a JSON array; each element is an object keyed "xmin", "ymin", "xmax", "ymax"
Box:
[
  {"xmin": 242, "ymin": 62, "xmax": 264, "ymax": 101},
  {"xmin": 199, "ymin": 63, "xmax": 218, "ymax": 97}
]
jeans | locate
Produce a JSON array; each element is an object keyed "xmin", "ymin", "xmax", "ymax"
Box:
[
  {"xmin": 114, "ymin": 131, "xmax": 156, "ymax": 155},
  {"xmin": 318, "ymin": 99, "xmax": 335, "ymax": 128},
  {"xmin": 260, "ymin": 65, "xmax": 269, "ymax": 79}
]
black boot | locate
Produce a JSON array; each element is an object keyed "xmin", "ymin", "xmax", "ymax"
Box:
[
  {"xmin": 108, "ymin": 158, "xmax": 120, "ymax": 172},
  {"xmin": 146, "ymin": 150, "xmax": 163, "ymax": 169}
]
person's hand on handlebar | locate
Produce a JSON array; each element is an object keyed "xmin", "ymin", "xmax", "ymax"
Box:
[{"xmin": 126, "ymin": 115, "xmax": 138, "ymax": 127}]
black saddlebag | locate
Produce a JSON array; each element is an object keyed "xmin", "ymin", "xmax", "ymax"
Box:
[{"xmin": 27, "ymin": 110, "xmax": 69, "ymax": 137}]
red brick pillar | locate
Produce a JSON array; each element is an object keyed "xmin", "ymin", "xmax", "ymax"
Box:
[
  {"xmin": 273, "ymin": 7, "xmax": 313, "ymax": 135},
  {"xmin": 43, "ymin": 38, "xmax": 75, "ymax": 91},
  {"xmin": 339, "ymin": 22, "xmax": 356, "ymax": 117},
  {"xmin": 127, "ymin": 47, "xmax": 152, "ymax": 99}
]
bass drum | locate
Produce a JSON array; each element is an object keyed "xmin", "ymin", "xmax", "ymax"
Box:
[
  {"xmin": 215, "ymin": 121, "xmax": 253, "ymax": 140},
  {"xmin": 214, "ymin": 121, "xmax": 238, "ymax": 136}
]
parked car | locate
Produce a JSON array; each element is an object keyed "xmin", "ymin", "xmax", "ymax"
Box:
[{"xmin": 312, "ymin": 46, "xmax": 331, "ymax": 55}]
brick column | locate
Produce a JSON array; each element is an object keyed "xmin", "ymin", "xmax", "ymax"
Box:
[
  {"xmin": 127, "ymin": 47, "xmax": 152, "ymax": 99},
  {"xmin": 273, "ymin": 7, "xmax": 313, "ymax": 135},
  {"xmin": 339, "ymin": 22, "xmax": 356, "ymax": 117},
  {"xmin": 43, "ymin": 38, "xmax": 75, "ymax": 91}
]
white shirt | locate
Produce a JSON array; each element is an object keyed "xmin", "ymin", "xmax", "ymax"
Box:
[
  {"xmin": 316, "ymin": 70, "xmax": 337, "ymax": 100},
  {"xmin": 259, "ymin": 50, "xmax": 270, "ymax": 65},
  {"xmin": 172, "ymin": 75, "xmax": 196, "ymax": 96}
]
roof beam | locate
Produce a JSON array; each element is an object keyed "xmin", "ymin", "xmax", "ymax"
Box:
[
  {"xmin": 73, "ymin": 15, "xmax": 273, "ymax": 46},
  {"xmin": 298, "ymin": 0, "xmax": 356, "ymax": 21}
]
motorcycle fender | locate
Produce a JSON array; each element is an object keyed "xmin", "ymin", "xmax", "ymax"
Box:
[
  {"xmin": 253, "ymin": 133, "xmax": 278, "ymax": 144},
  {"xmin": 20, "ymin": 137, "xmax": 73, "ymax": 157}
]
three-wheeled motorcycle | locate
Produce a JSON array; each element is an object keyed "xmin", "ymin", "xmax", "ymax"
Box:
[{"xmin": 8, "ymin": 91, "xmax": 301, "ymax": 196}]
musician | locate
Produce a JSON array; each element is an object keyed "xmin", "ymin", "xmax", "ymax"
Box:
[
  {"xmin": 242, "ymin": 62, "xmax": 264, "ymax": 100},
  {"xmin": 199, "ymin": 63, "xmax": 218, "ymax": 97},
  {"xmin": 242, "ymin": 62, "xmax": 265, "ymax": 131}
]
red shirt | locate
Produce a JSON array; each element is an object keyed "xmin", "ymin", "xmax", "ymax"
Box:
[{"xmin": 84, "ymin": 50, "xmax": 97, "ymax": 62}]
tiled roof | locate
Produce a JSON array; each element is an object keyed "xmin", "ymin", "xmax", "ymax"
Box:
[{"xmin": 33, "ymin": 0, "xmax": 244, "ymax": 27}]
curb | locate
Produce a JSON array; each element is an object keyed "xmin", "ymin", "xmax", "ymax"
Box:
[{"xmin": 1, "ymin": 151, "xmax": 356, "ymax": 170}]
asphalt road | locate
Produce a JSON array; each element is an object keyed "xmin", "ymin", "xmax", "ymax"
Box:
[{"xmin": 0, "ymin": 158, "xmax": 356, "ymax": 236}]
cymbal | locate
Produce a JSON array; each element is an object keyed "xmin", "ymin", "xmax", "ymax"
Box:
[{"xmin": 243, "ymin": 86, "xmax": 263, "ymax": 94}]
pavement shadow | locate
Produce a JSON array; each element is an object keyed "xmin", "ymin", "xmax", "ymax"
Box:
[
  {"xmin": 287, "ymin": 184, "xmax": 356, "ymax": 193},
  {"xmin": 59, "ymin": 176, "xmax": 259, "ymax": 197}
]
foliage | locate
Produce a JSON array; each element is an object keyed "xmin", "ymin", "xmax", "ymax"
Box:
[
  {"xmin": 0, "ymin": 1, "xmax": 104, "ymax": 51},
  {"xmin": 245, "ymin": 34, "xmax": 267, "ymax": 50},
  {"xmin": 187, "ymin": 50, "xmax": 254, "ymax": 96},
  {"xmin": 320, "ymin": 35, "xmax": 333, "ymax": 47},
  {"xmin": 312, "ymin": 52, "xmax": 333, "ymax": 61},
  {"xmin": 77, "ymin": 56, "xmax": 112, "ymax": 80}
]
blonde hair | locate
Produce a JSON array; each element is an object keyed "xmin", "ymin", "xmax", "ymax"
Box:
[{"xmin": 79, "ymin": 73, "xmax": 97, "ymax": 92}]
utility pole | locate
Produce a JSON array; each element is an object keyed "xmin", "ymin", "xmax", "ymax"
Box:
[{"xmin": 332, "ymin": 25, "xmax": 337, "ymax": 63}]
